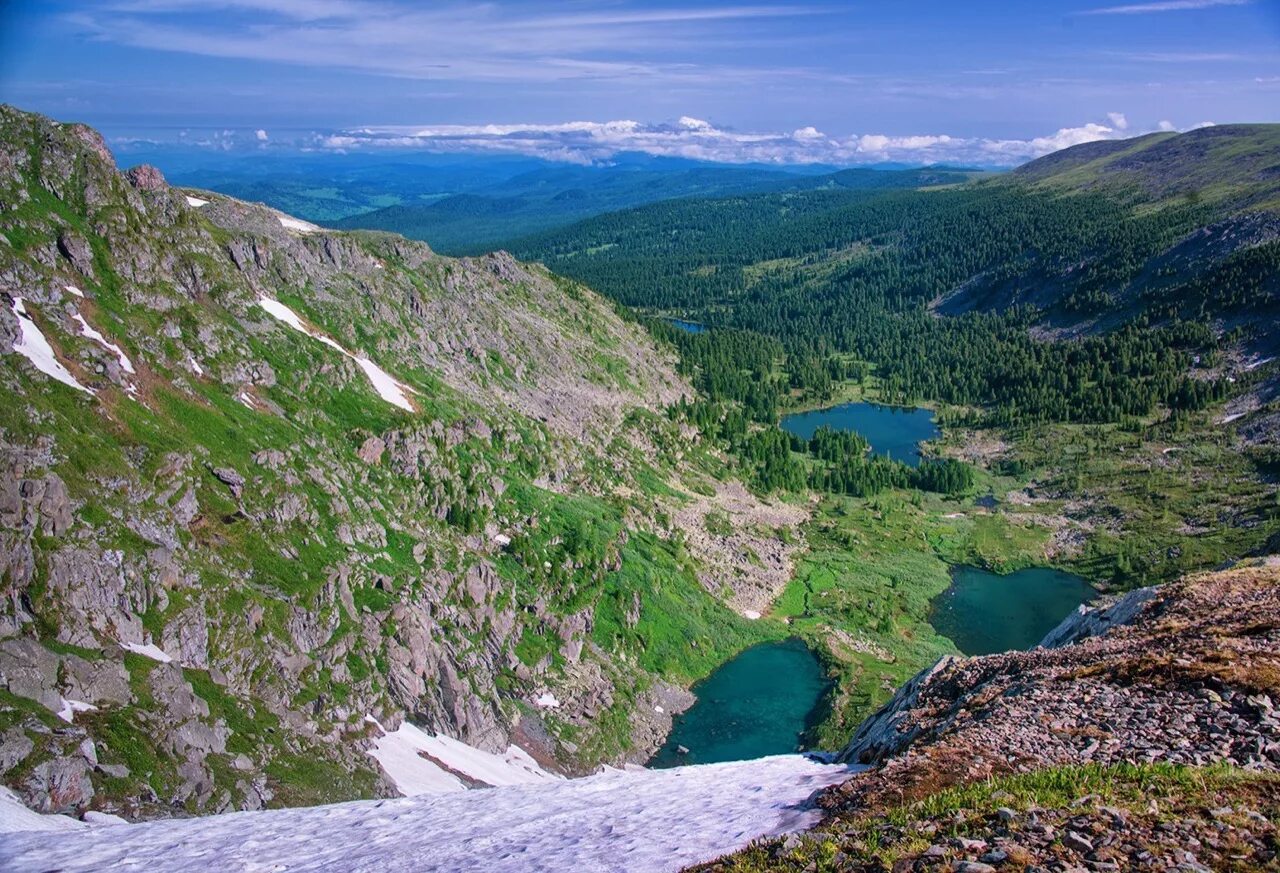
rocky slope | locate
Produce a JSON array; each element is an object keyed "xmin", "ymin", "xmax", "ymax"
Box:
[
  {"xmin": 701, "ymin": 561, "xmax": 1280, "ymax": 871},
  {"xmin": 0, "ymin": 105, "xmax": 804, "ymax": 820}
]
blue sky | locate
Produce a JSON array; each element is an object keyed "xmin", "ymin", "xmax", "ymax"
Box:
[{"xmin": 1, "ymin": 0, "xmax": 1277, "ymax": 165}]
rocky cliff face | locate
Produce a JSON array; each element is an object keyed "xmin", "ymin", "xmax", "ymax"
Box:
[{"xmin": 0, "ymin": 106, "xmax": 803, "ymax": 820}]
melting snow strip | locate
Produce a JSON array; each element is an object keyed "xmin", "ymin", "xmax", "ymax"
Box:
[
  {"xmin": 256, "ymin": 297, "xmax": 416, "ymax": 411},
  {"xmin": 185, "ymin": 195, "xmax": 209, "ymax": 208},
  {"xmin": 71, "ymin": 313, "xmax": 136, "ymax": 374},
  {"xmin": 64, "ymin": 285, "xmax": 85, "ymax": 298},
  {"xmin": 122, "ymin": 642, "xmax": 173, "ymax": 663},
  {"xmin": 8, "ymin": 298, "xmax": 94, "ymax": 395},
  {"xmin": 0, "ymin": 755, "xmax": 859, "ymax": 873}
]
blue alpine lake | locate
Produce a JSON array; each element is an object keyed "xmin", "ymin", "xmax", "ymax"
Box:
[
  {"xmin": 649, "ymin": 639, "xmax": 828, "ymax": 768},
  {"xmin": 780, "ymin": 401, "xmax": 940, "ymax": 467},
  {"xmin": 664, "ymin": 317, "xmax": 707, "ymax": 334},
  {"xmin": 929, "ymin": 566, "xmax": 1095, "ymax": 655}
]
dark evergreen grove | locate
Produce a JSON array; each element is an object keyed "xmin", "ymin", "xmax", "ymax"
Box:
[{"xmin": 515, "ymin": 180, "xmax": 1264, "ymax": 428}]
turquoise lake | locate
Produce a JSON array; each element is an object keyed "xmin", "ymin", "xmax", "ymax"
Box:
[
  {"xmin": 780, "ymin": 402, "xmax": 940, "ymax": 468},
  {"xmin": 929, "ymin": 566, "xmax": 1095, "ymax": 655},
  {"xmin": 649, "ymin": 639, "xmax": 828, "ymax": 768}
]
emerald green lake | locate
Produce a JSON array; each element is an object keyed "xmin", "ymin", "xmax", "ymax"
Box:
[
  {"xmin": 929, "ymin": 566, "xmax": 1095, "ymax": 655},
  {"xmin": 780, "ymin": 402, "xmax": 940, "ymax": 468},
  {"xmin": 649, "ymin": 639, "xmax": 828, "ymax": 768}
]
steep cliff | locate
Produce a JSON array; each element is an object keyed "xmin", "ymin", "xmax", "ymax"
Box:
[{"xmin": 0, "ymin": 106, "xmax": 803, "ymax": 820}]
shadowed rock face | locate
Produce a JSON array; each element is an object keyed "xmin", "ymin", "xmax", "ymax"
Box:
[{"xmin": 0, "ymin": 105, "xmax": 803, "ymax": 821}]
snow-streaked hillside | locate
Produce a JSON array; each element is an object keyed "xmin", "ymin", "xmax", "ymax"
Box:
[{"xmin": 1, "ymin": 755, "xmax": 857, "ymax": 873}]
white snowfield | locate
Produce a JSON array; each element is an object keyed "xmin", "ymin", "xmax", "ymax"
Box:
[
  {"xmin": 366, "ymin": 718, "xmax": 559, "ymax": 794},
  {"xmin": 184, "ymin": 195, "xmax": 209, "ymax": 208},
  {"xmin": 257, "ymin": 297, "xmax": 416, "ymax": 411},
  {"xmin": 0, "ymin": 755, "xmax": 856, "ymax": 873},
  {"xmin": 9, "ymin": 298, "xmax": 94, "ymax": 395}
]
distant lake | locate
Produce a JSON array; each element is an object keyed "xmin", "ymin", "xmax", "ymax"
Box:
[
  {"xmin": 929, "ymin": 566, "xmax": 1095, "ymax": 655},
  {"xmin": 649, "ymin": 639, "xmax": 827, "ymax": 768},
  {"xmin": 781, "ymin": 401, "xmax": 940, "ymax": 468},
  {"xmin": 665, "ymin": 318, "xmax": 707, "ymax": 334}
]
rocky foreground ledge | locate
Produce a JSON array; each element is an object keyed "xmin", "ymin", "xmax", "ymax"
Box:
[{"xmin": 699, "ymin": 561, "xmax": 1280, "ymax": 872}]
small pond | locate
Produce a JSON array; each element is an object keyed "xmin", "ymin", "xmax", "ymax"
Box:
[
  {"xmin": 665, "ymin": 317, "xmax": 707, "ymax": 334},
  {"xmin": 929, "ymin": 566, "xmax": 1095, "ymax": 655},
  {"xmin": 649, "ymin": 639, "xmax": 828, "ymax": 768},
  {"xmin": 780, "ymin": 401, "xmax": 940, "ymax": 468}
]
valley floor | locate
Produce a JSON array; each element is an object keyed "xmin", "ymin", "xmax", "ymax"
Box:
[{"xmin": 0, "ymin": 755, "xmax": 858, "ymax": 873}]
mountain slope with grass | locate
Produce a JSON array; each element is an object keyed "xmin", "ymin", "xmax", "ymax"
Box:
[{"xmin": 0, "ymin": 104, "xmax": 812, "ymax": 821}]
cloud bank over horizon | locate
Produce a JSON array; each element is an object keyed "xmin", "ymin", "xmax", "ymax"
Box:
[{"xmin": 309, "ymin": 114, "xmax": 1204, "ymax": 168}]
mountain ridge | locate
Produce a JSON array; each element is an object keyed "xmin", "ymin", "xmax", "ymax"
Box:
[{"xmin": 0, "ymin": 104, "xmax": 805, "ymax": 820}]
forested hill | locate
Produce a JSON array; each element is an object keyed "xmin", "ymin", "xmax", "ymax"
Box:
[
  {"xmin": 331, "ymin": 164, "xmax": 981, "ymax": 255},
  {"xmin": 505, "ymin": 125, "xmax": 1280, "ymax": 425}
]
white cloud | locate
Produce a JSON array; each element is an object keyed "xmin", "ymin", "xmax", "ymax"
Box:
[
  {"xmin": 1158, "ymin": 119, "xmax": 1176, "ymax": 130},
  {"xmin": 318, "ymin": 115, "xmax": 1180, "ymax": 168},
  {"xmin": 255, "ymin": 128, "xmax": 269, "ymax": 140},
  {"xmin": 1081, "ymin": 0, "xmax": 1249, "ymax": 14}
]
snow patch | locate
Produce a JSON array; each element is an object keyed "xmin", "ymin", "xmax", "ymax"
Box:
[
  {"xmin": 56, "ymin": 698, "xmax": 97, "ymax": 723},
  {"xmin": 0, "ymin": 755, "xmax": 856, "ymax": 871},
  {"xmin": 184, "ymin": 195, "xmax": 209, "ymax": 208},
  {"xmin": 237, "ymin": 392, "xmax": 256, "ymax": 409},
  {"xmin": 81, "ymin": 811, "xmax": 130, "ymax": 826},
  {"xmin": 256, "ymin": 298, "xmax": 416, "ymax": 412},
  {"xmin": 353, "ymin": 356, "xmax": 415, "ymax": 411},
  {"xmin": 1246, "ymin": 356, "xmax": 1275, "ymax": 371},
  {"xmin": 534, "ymin": 692, "xmax": 560, "ymax": 709},
  {"xmin": 366, "ymin": 718, "xmax": 557, "ymax": 796},
  {"xmin": 189, "ymin": 357, "xmax": 204, "ymax": 376},
  {"xmin": 71, "ymin": 313, "xmax": 135, "ymax": 375},
  {"xmin": 122, "ymin": 642, "xmax": 172, "ymax": 663},
  {"xmin": 1222, "ymin": 412, "xmax": 1247, "ymax": 424},
  {"xmin": 64, "ymin": 285, "xmax": 84, "ymax": 298},
  {"xmin": 277, "ymin": 213, "xmax": 321, "ymax": 234},
  {"xmin": 0, "ymin": 787, "xmax": 82, "ymax": 834},
  {"xmin": 9, "ymin": 299, "xmax": 94, "ymax": 395},
  {"xmin": 742, "ymin": 610, "xmax": 761, "ymax": 620}
]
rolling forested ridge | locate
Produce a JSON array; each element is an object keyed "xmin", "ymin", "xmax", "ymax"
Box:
[{"xmin": 511, "ymin": 125, "xmax": 1280, "ymax": 428}]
